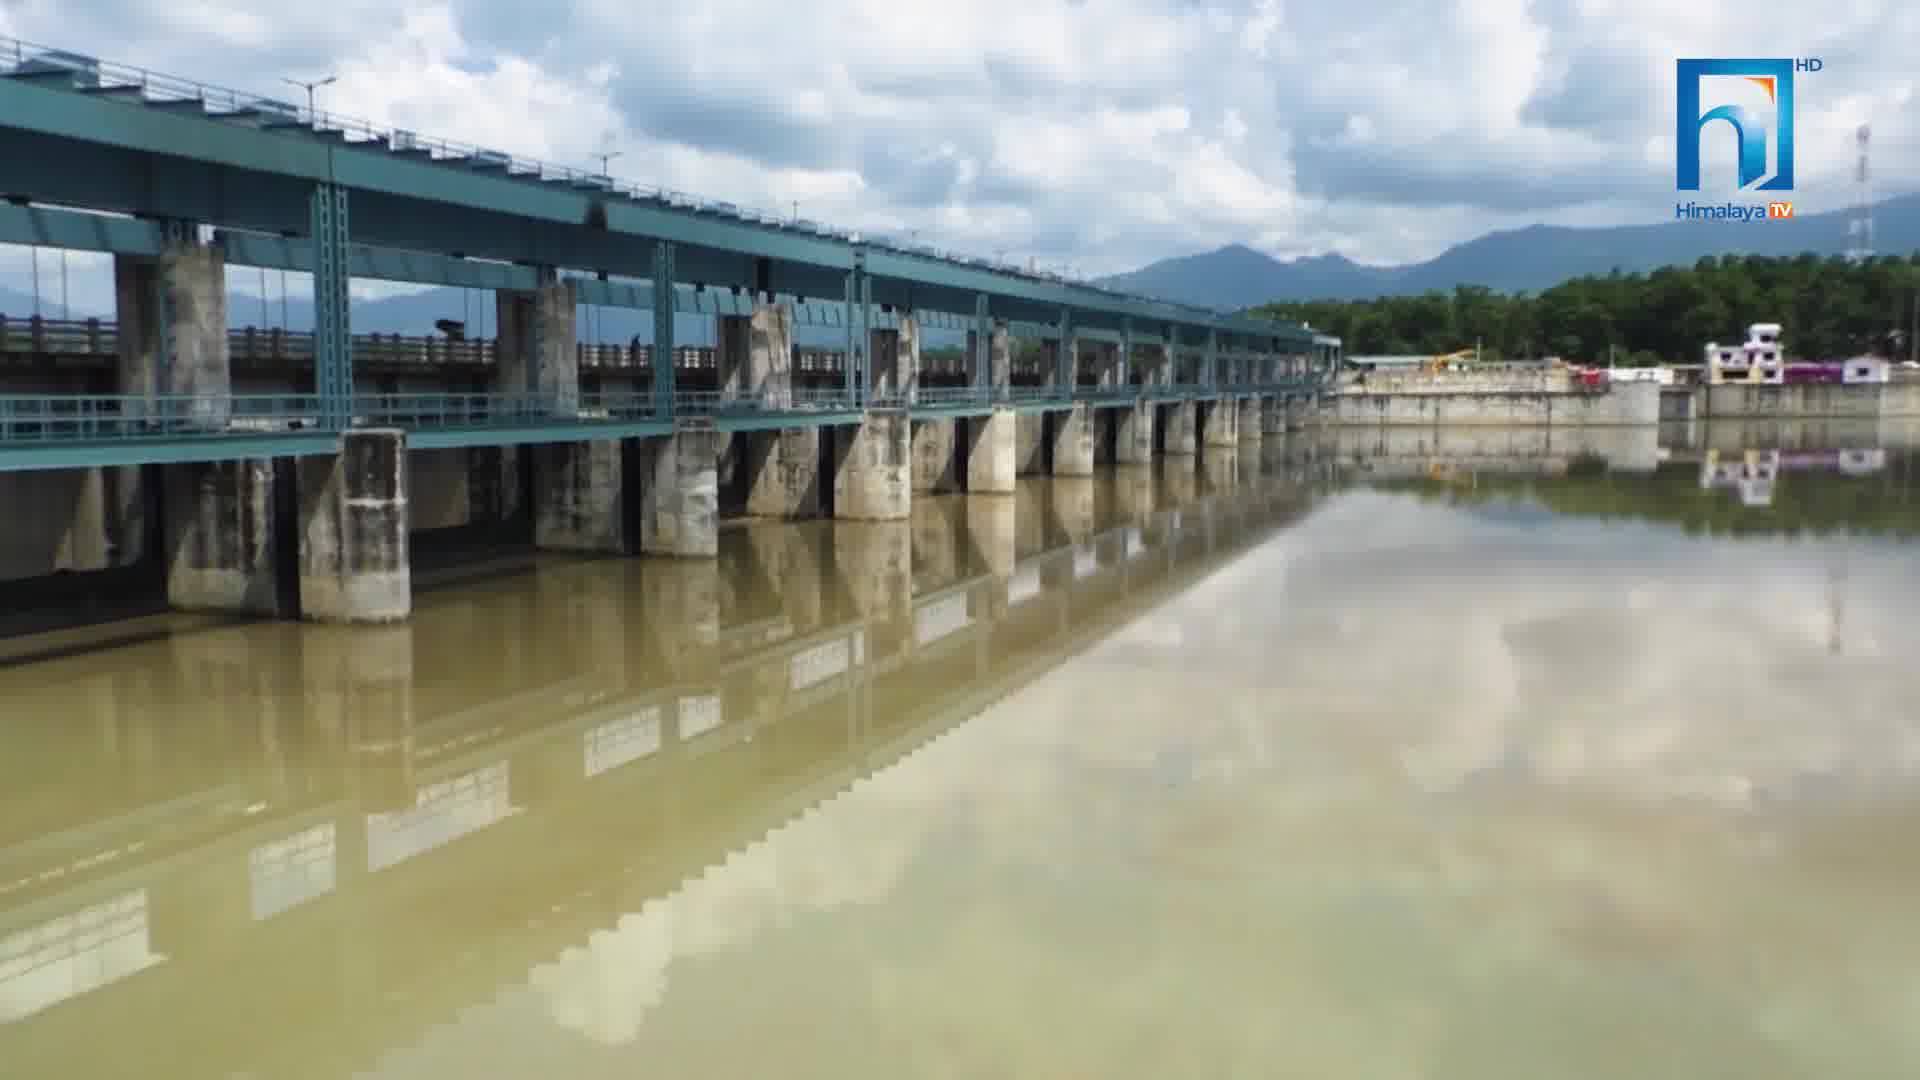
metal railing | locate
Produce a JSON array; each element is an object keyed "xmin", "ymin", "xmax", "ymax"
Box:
[
  {"xmin": 0, "ymin": 393, "xmax": 324, "ymax": 441},
  {"xmin": 674, "ymin": 388, "xmax": 866, "ymax": 417},
  {"xmin": 0, "ymin": 380, "xmax": 1335, "ymax": 447},
  {"xmin": 0, "ymin": 316, "xmax": 738, "ymax": 370}
]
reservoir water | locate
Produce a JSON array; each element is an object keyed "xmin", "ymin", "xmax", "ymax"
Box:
[{"xmin": 3, "ymin": 421, "xmax": 1919, "ymax": 1078}]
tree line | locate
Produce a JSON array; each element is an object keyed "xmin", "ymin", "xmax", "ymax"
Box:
[{"xmin": 1252, "ymin": 254, "xmax": 1920, "ymax": 365}]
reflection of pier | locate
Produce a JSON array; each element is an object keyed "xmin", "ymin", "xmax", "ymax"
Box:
[{"xmin": 0, "ymin": 471, "xmax": 1314, "ymax": 1078}]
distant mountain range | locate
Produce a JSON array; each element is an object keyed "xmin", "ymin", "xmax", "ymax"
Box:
[{"xmin": 1097, "ymin": 193, "xmax": 1920, "ymax": 308}]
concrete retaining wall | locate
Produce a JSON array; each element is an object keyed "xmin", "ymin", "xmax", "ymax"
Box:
[
  {"xmin": 1329, "ymin": 382, "xmax": 1658, "ymax": 426},
  {"xmin": 1703, "ymin": 381, "xmax": 1920, "ymax": 419},
  {"xmin": 1312, "ymin": 424, "xmax": 1661, "ymax": 473}
]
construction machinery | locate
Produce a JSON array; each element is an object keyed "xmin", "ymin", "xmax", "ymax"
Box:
[{"xmin": 1422, "ymin": 348, "xmax": 1477, "ymax": 374}]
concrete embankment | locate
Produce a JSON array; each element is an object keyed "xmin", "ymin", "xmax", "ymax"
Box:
[
  {"xmin": 1326, "ymin": 379, "xmax": 1659, "ymax": 427},
  {"xmin": 1695, "ymin": 381, "xmax": 1920, "ymax": 420}
]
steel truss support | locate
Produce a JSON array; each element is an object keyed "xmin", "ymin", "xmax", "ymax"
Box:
[
  {"xmin": 1056, "ymin": 308, "xmax": 1072, "ymax": 390},
  {"xmin": 845, "ymin": 248, "xmax": 870, "ymax": 399},
  {"xmin": 653, "ymin": 242, "xmax": 676, "ymax": 416},
  {"xmin": 309, "ymin": 183, "xmax": 353, "ymax": 430},
  {"xmin": 973, "ymin": 293, "xmax": 991, "ymax": 397}
]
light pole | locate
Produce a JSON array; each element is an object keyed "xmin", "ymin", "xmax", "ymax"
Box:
[
  {"xmin": 596, "ymin": 150, "xmax": 621, "ymax": 178},
  {"xmin": 282, "ymin": 75, "xmax": 337, "ymax": 126}
]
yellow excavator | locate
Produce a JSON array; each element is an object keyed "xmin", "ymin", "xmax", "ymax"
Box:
[{"xmin": 1422, "ymin": 348, "xmax": 1477, "ymax": 375}]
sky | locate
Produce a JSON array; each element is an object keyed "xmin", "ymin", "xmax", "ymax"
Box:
[{"xmin": 0, "ymin": 0, "xmax": 1917, "ymax": 310}]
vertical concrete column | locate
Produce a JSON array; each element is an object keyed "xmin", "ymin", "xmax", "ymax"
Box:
[
  {"xmin": 1117, "ymin": 402, "xmax": 1155, "ymax": 465},
  {"xmin": 750, "ymin": 303, "xmax": 794, "ymax": 409},
  {"xmin": 833, "ymin": 410, "xmax": 911, "ymax": 520},
  {"xmin": 1260, "ymin": 396, "xmax": 1283, "ymax": 436},
  {"xmin": 1166, "ymin": 401, "xmax": 1198, "ymax": 455},
  {"xmin": 967, "ymin": 409, "xmax": 1017, "ymax": 494},
  {"xmin": 910, "ymin": 418, "xmax": 959, "ymax": 493},
  {"xmin": 717, "ymin": 302, "xmax": 812, "ymax": 519},
  {"xmin": 987, "ymin": 320, "xmax": 1012, "ymax": 397},
  {"xmin": 530, "ymin": 440, "xmax": 628, "ymax": 552},
  {"xmin": 116, "ymin": 242, "xmax": 231, "ymax": 427},
  {"xmin": 299, "ymin": 428, "xmax": 411, "ymax": 623},
  {"xmin": 639, "ymin": 429, "xmax": 720, "ymax": 557},
  {"xmin": 1204, "ymin": 399, "xmax": 1239, "ymax": 448},
  {"xmin": 870, "ymin": 314, "xmax": 920, "ymax": 404},
  {"xmin": 744, "ymin": 427, "xmax": 823, "ymax": 518},
  {"xmin": 497, "ymin": 278, "xmax": 578, "ymax": 415},
  {"xmin": 1237, "ymin": 397, "xmax": 1262, "ymax": 443},
  {"xmin": 164, "ymin": 459, "xmax": 286, "ymax": 616},
  {"xmin": 1052, "ymin": 404, "xmax": 1094, "ymax": 476},
  {"xmin": 716, "ymin": 313, "xmax": 750, "ymax": 396},
  {"xmin": 1014, "ymin": 413, "xmax": 1045, "ymax": 475}
]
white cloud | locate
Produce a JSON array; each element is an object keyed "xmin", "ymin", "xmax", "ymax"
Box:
[{"xmin": 0, "ymin": 0, "xmax": 1916, "ymax": 300}]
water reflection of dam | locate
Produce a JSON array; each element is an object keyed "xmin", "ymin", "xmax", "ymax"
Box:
[{"xmin": 0, "ymin": 448, "xmax": 1312, "ymax": 1079}]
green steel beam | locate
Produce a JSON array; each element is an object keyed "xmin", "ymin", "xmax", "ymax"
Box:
[
  {"xmin": 0, "ymin": 63, "xmax": 1329, "ymax": 351},
  {"xmin": 0, "ymin": 432, "xmax": 340, "ymax": 471},
  {"xmin": 407, "ymin": 421, "xmax": 674, "ymax": 449},
  {"xmin": 0, "ymin": 202, "xmax": 164, "ymax": 254}
]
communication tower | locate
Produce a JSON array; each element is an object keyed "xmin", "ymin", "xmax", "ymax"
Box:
[{"xmin": 1846, "ymin": 123, "xmax": 1873, "ymax": 262}]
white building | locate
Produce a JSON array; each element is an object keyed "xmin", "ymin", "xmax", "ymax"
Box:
[{"xmin": 1706, "ymin": 322, "xmax": 1785, "ymax": 385}]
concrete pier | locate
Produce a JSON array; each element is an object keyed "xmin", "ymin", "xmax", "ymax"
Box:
[
  {"xmin": 833, "ymin": 411, "xmax": 911, "ymax": 520},
  {"xmin": 1117, "ymin": 402, "xmax": 1154, "ymax": 465},
  {"xmin": 1203, "ymin": 398, "xmax": 1239, "ymax": 448},
  {"xmin": 870, "ymin": 315, "xmax": 919, "ymax": 402},
  {"xmin": 638, "ymin": 429, "xmax": 720, "ymax": 557},
  {"xmin": 497, "ymin": 278, "xmax": 578, "ymax": 414},
  {"xmin": 530, "ymin": 440, "xmax": 628, "ymax": 553},
  {"xmin": 1165, "ymin": 401, "xmax": 1198, "ymax": 455},
  {"xmin": 966, "ymin": 319, "xmax": 1012, "ymax": 396},
  {"xmin": 1260, "ymin": 397, "xmax": 1284, "ymax": 437},
  {"xmin": 163, "ymin": 458, "xmax": 288, "ymax": 617},
  {"xmin": 1052, "ymin": 404, "xmax": 1094, "ymax": 476},
  {"xmin": 722, "ymin": 303, "xmax": 820, "ymax": 518},
  {"xmin": 1014, "ymin": 413, "xmax": 1045, "ymax": 475},
  {"xmin": 1237, "ymin": 397, "xmax": 1263, "ymax": 443},
  {"xmin": 115, "ymin": 241, "xmax": 230, "ymax": 427},
  {"xmin": 744, "ymin": 427, "xmax": 824, "ymax": 518},
  {"xmin": 967, "ymin": 409, "xmax": 1017, "ymax": 494},
  {"xmin": 910, "ymin": 419, "xmax": 960, "ymax": 493},
  {"xmin": 299, "ymin": 429, "xmax": 411, "ymax": 624}
]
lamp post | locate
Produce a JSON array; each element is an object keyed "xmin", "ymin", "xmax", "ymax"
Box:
[
  {"xmin": 596, "ymin": 150, "xmax": 622, "ymax": 179},
  {"xmin": 282, "ymin": 75, "xmax": 337, "ymax": 126}
]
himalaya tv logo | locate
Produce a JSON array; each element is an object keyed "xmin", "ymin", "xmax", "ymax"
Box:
[{"xmin": 1675, "ymin": 58, "xmax": 1820, "ymax": 223}]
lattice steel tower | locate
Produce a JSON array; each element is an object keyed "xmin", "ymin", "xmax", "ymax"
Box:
[{"xmin": 1846, "ymin": 123, "xmax": 1874, "ymax": 262}]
